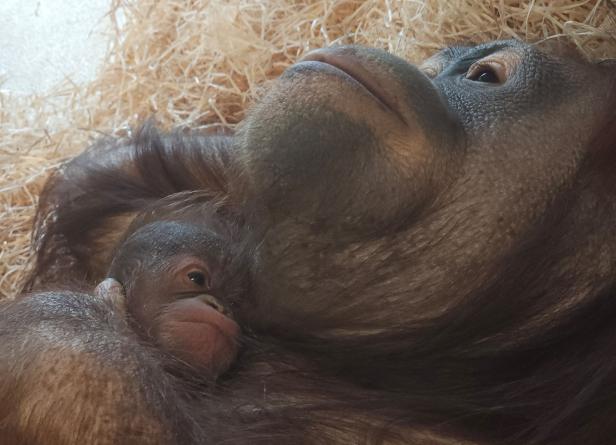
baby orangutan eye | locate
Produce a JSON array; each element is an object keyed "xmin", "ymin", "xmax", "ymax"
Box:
[{"xmin": 187, "ymin": 271, "xmax": 207, "ymax": 287}]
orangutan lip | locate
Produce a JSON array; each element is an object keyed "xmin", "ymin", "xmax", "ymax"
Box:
[{"xmin": 299, "ymin": 52, "xmax": 405, "ymax": 123}]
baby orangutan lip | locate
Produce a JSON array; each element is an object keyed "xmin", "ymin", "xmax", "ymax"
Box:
[{"xmin": 300, "ymin": 50, "xmax": 406, "ymax": 123}]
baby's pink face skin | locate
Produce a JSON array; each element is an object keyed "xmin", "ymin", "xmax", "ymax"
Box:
[{"xmin": 156, "ymin": 295, "xmax": 240, "ymax": 378}]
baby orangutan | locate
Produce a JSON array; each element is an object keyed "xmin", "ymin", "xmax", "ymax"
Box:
[{"xmin": 95, "ymin": 204, "xmax": 247, "ymax": 380}]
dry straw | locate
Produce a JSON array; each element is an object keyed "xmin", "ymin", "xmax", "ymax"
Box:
[{"xmin": 1, "ymin": 0, "xmax": 615, "ymax": 299}]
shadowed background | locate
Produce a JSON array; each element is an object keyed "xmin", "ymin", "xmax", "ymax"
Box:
[{"xmin": 1, "ymin": 0, "xmax": 615, "ymax": 298}]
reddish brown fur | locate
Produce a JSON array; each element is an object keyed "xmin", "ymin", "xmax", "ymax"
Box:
[{"xmin": 2, "ymin": 40, "xmax": 616, "ymax": 445}]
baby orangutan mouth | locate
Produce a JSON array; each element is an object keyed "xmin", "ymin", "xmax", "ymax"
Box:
[{"xmin": 156, "ymin": 292, "xmax": 241, "ymax": 378}]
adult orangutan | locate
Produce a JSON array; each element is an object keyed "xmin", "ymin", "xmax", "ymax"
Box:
[{"xmin": 1, "ymin": 40, "xmax": 616, "ymax": 444}]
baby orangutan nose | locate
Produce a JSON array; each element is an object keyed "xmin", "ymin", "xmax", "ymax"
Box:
[{"xmin": 200, "ymin": 293, "xmax": 229, "ymax": 315}]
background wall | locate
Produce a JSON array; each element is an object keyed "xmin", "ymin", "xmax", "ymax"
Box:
[{"xmin": 0, "ymin": 0, "xmax": 111, "ymax": 94}]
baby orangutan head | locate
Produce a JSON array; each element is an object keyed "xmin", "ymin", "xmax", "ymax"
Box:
[{"xmin": 98, "ymin": 215, "xmax": 247, "ymax": 380}]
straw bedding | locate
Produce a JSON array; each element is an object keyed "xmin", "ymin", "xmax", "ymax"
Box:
[{"xmin": 1, "ymin": 0, "xmax": 615, "ymax": 299}]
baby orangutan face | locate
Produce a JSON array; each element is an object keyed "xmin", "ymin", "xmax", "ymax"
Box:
[{"xmin": 96, "ymin": 220, "xmax": 243, "ymax": 380}]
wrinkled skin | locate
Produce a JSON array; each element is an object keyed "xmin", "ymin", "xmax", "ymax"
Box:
[
  {"xmin": 2, "ymin": 40, "xmax": 616, "ymax": 445},
  {"xmin": 240, "ymin": 42, "xmax": 615, "ymax": 337}
]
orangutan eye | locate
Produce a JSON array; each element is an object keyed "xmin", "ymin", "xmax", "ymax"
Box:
[
  {"xmin": 470, "ymin": 68, "xmax": 499, "ymax": 83},
  {"xmin": 466, "ymin": 61, "xmax": 507, "ymax": 84},
  {"xmin": 187, "ymin": 271, "xmax": 206, "ymax": 287}
]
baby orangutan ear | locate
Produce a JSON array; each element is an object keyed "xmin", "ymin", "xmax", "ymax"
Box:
[{"xmin": 95, "ymin": 278, "xmax": 127, "ymax": 314}]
